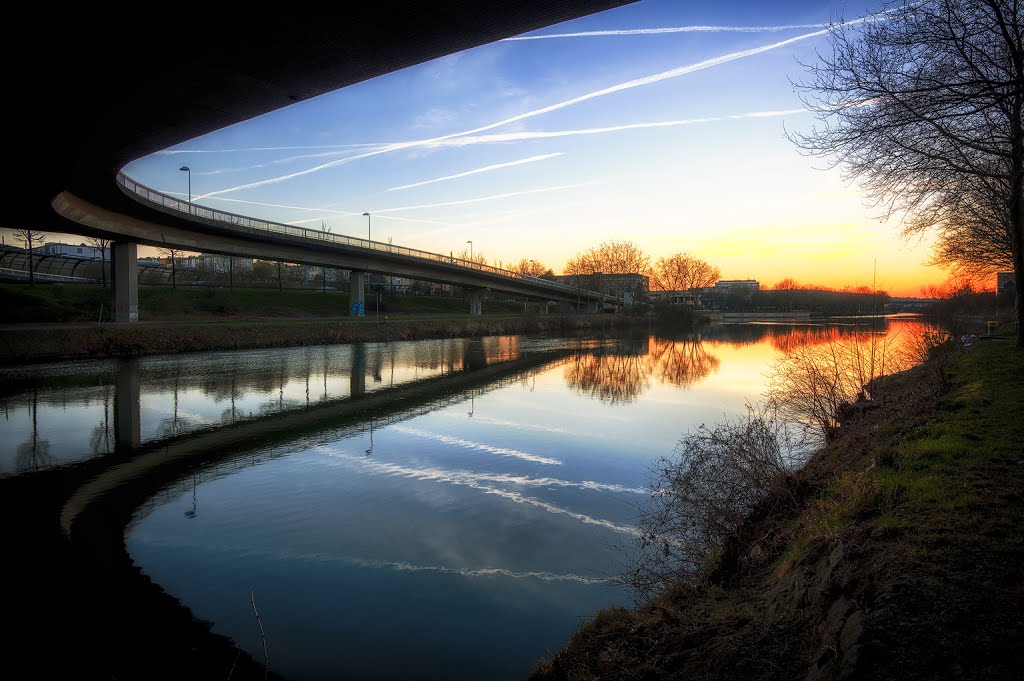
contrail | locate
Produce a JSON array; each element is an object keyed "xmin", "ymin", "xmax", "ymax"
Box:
[
  {"xmin": 134, "ymin": 538, "xmax": 614, "ymax": 584},
  {"xmin": 503, "ymin": 23, "xmax": 829, "ymax": 40},
  {"xmin": 286, "ymin": 214, "xmax": 456, "ymax": 228},
  {"xmin": 198, "ymin": 196, "xmax": 457, "ymax": 227},
  {"xmin": 368, "ymin": 183, "xmax": 589, "ymax": 214},
  {"xmin": 317, "ymin": 447, "xmax": 640, "ymax": 535},
  {"xmin": 386, "ymin": 152, "xmax": 564, "ymax": 192},
  {"xmin": 350, "ymin": 457, "xmax": 646, "ymax": 495},
  {"xmin": 411, "ymin": 108, "xmax": 808, "ymax": 149},
  {"xmin": 157, "ymin": 142, "xmax": 386, "ymax": 154},
  {"xmin": 392, "ymin": 425, "xmax": 561, "ymax": 465},
  {"xmin": 191, "ymin": 108, "xmax": 804, "ymax": 176},
  {"xmin": 193, "ymin": 22, "xmax": 859, "ymax": 200}
]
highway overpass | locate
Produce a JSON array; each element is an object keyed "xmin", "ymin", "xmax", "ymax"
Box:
[
  {"xmin": 2, "ymin": 2, "xmax": 636, "ymax": 320},
  {"xmin": 52, "ymin": 173, "xmax": 620, "ymax": 320}
]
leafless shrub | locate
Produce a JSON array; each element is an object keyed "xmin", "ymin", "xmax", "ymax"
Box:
[
  {"xmin": 766, "ymin": 328, "xmax": 904, "ymax": 446},
  {"xmin": 622, "ymin": 404, "xmax": 802, "ymax": 600},
  {"xmin": 897, "ymin": 323, "xmax": 959, "ymax": 390}
]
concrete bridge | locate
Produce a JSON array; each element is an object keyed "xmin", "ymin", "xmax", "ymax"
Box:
[
  {"xmin": 51, "ymin": 173, "xmax": 619, "ymax": 321},
  {"xmin": 2, "ymin": 2, "xmax": 635, "ymax": 322}
]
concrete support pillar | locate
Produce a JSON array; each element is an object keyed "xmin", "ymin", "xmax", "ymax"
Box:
[
  {"xmin": 541, "ymin": 300, "xmax": 549, "ymax": 315},
  {"xmin": 468, "ymin": 288, "xmax": 486, "ymax": 316},
  {"xmin": 349, "ymin": 270, "xmax": 366, "ymax": 316},
  {"xmin": 463, "ymin": 339, "xmax": 488, "ymax": 371},
  {"xmin": 114, "ymin": 358, "xmax": 141, "ymax": 451},
  {"xmin": 111, "ymin": 241, "xmax": 138, "ymax": 322},
  {"xmin": 350, "ymin": 343, "xmax": 366, "ymax": 397}
]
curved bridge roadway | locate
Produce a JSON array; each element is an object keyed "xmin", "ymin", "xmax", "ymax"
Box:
[{"xmin": 52, "ymin": 173, "xmax": 618, "ymax": 321}]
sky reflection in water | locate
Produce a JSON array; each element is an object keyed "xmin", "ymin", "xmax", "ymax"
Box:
[{"xmin": 0, "ymin": 320, "xmax": 928, "ymax": 680}]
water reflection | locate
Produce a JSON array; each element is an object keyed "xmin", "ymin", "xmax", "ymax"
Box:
[
  {"xmin": 0, "ymin": 337, "xmax": 529, "ymax": 475},
  {"xmin": 562, "ymin": 317, "xmax": 927, "ymax": 405},
  {"xmin": 15, "ymin": 390, "xmax": 53, "ymax": 471},
  {"xmin": 0, "ymin": 319, "xmax": 929, "ymax": 476},
  {"xmin": 2, "ymin": 319, "xmax": 937, "ymax": 681}
]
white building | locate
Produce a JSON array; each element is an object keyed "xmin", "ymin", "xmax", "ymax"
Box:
[{"xmin": 42, "ymin": 242, "xmax": 109, "ymax": 259}]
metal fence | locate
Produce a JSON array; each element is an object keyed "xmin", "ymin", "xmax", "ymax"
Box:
[{"xmin": 116, "ymin": 172, "xmax": 612, "ymax": 301}]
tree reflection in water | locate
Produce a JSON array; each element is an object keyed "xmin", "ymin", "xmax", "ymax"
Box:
[
  {"xmin": 562, "ymin": 320, "xmax": 931, "ymax": 406},
  {"xmin": 15, "ymin": 390, "xmax": 52, "ymax": 472},
  {"xmin": 645, "ymin": 337, "xmax": 721, "ymax": 388}
]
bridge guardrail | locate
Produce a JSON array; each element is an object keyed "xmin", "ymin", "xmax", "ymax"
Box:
[{"xmin": 117, "ymin": 173, "xmax": 618, "ymax": 302}]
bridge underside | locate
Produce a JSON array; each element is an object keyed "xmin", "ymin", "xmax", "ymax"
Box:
[
  {"xmin": 54, "ymin": 192, "xmax": 609, "ymax": 318},
  {"xmin": 3, "ymin": 2, "xmax": 634, "ymax": 237}
]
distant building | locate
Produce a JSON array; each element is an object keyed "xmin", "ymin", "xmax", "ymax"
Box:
[
  {"xmin": 649, "ymin": 289, "xmax": 699, "ymax": 306},
  {"xmin": 195, "ymin": 253, "xmax": 254, "ymax": 273},
  {"xmin": 714, "ymin": 279, "xmax": 760, "ymax": 293},
  {"xmin": 553, "ymin": 272, "xmax": 649, "ymax": 301},
  {"xmin": 997, "ymin": 271, "xmax": 1016, "ymax": 295},
  {"xmin": 42, "ymin": 242, "xmax": 108, "ymax": 259}
]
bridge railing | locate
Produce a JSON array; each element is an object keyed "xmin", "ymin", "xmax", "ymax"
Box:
[{"xmin": 117, "ymin": 173, "xmax": 617, "ymax": 302}]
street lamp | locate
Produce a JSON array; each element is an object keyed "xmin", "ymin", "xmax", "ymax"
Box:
[
  {"xmin": 179, "ymin": 166, "xmax": 191, "ymax": 213},
  {"xmin": 362, "ymin": 212, "xmax": 371, "ymax": 242},
  {"xmin": 466, "ymin": 240, "xmax": 473, "ymax": 263}
]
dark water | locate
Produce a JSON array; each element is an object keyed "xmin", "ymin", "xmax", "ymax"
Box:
[{"xmin": 0, "ymin": 319, "xmax": 927, "ymax": 680}]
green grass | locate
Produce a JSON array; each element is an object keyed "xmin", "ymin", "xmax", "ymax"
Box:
[
  {"xmin": 1, "ymin": 283, "xmax": 525, "ymax": 322},
  {"xmin": 767, "ymin": 329, "xmax": 1024, "ymax": 581}
]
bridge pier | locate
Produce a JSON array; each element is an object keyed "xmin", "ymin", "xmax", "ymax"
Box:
[
  {"xmin": 114, "ymin": 358, "xmax": 141, "ymax": 451},
  {"xmin": 350, "ymin": 343, "xmax": 366, "ymax": 397},
  {"xmin": 468, "ymin": 288, "xmax": 487, "ymax": 316},
  {"xmin": 110, "ymin": 241, "xmax": 138, "ymax": 322},
  {"xmin": 349, "ymin": 270, "xmax": 365, "ymax": 316}
]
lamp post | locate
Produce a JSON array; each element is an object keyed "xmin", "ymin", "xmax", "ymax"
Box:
[
  {"xmin": 466, "ymin": 240, "xmax": 473, "ymax": 264},
  {"xmin": 362, "ymin": 212, "xmax": 371, "ymax": 242},
  {"xmin": 179, "ymin": 166, "xmax": 191, "ymax": 213}
]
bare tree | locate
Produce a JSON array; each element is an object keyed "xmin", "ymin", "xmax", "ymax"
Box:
[
  {"xmin": 564, "ymin": 239, "xmax": 651, "ymax": 276},
  {"xmin": 13, "ymin": 228, "xmax": 46, "ymax": 286},
  {"xmin": 650, "ymin": 252, "xmax": 720, "ymax": 292},
  {"xmin": 766, "ymin": 328, "xmax": 906, "ymax": 445},
  {"xmin": 455, "ymin": 248, "xmax": 488, "ymax": 266},
  {"xmin": 510, "ymin": 258, "xmax": 553, "ymax": 278},
  {"xmin": 87, "ymin": 237, "xmax": 109, "ymax": 287},
  {"xmin": 791, "ymin": 0, "xmax": 1024, "ymax": 346},
  {"xmin": 158, "ymin": 247, "xmax": 179, "ymax": 288}
]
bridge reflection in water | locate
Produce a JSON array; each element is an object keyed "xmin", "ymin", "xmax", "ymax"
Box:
[
  {"xmin": 0, "ymin": 316, "xmax": 933, "ymax": 479},
  {"xmin": 1, "ymin": 336, "xmax": 533, "ymax": 473}
]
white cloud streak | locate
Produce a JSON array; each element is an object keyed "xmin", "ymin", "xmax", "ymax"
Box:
[
  {"xmin": 157, "ymin": 142, "xmax": 385, "ymax": 154},
  {"xmin": 195, "ymin": 16, "xmax": 881, "ymax": 200},
  {"xmin": 503, "ymin": 23, "xmax": 828, "ymax": 40},
  {"xmin": 392, "ymin": 425, "xmax": 561, "ymax": 465},
  {"xmin": 191, "ymin": 108, "xmax": 805, "ymax": 177},
  {"xmin": 366, "ymin": 183, "xmax": 589, "ymax": 214},
  {"xmin": 316, "ymin": 447, "xmax": 640, "ymax": 536},
  {"xmin": 386, "ymin": 152, "xmax": 564, "ymax": 192},
  {"xmin": 198, "ymin": 196, "xmax": 456, "ymax": 227},
  {"xmin": 137, "ymin": 538, "xmax": 613, "ymax": 584}
]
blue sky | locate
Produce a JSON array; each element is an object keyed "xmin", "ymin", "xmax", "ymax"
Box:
[{"xmin": 114, "ymin": 0, "xmax": 942, "ymax": 294}]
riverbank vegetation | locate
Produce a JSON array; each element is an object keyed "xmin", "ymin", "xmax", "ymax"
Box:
[
  {"xmin": 0, "ymin": 313, "xmax": 636, "ymax": 365},
  {"xmin": 533, "ymin": 325, "xmax": 1023, "ymax": 680},
  {"xmin": 0, "ymin": 282, "xmax": 529, "ymax": 323}
]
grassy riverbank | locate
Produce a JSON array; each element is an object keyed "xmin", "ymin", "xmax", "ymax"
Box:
[
  {"xmin": 0, "ymin": 314, "xmax": 636, "ymax": 365},
  {"xmin": 1, "ymin": 282, "xmax": 526, "ymax": 323},
  {"xmin": 532, "ymin": 331, "xmax": 1024, "ymax": 680}
]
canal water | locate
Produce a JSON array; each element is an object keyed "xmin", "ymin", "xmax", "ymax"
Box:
[{"xmin": 0, "ymin": 318, "xmax": 928, "ymax": 680}]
